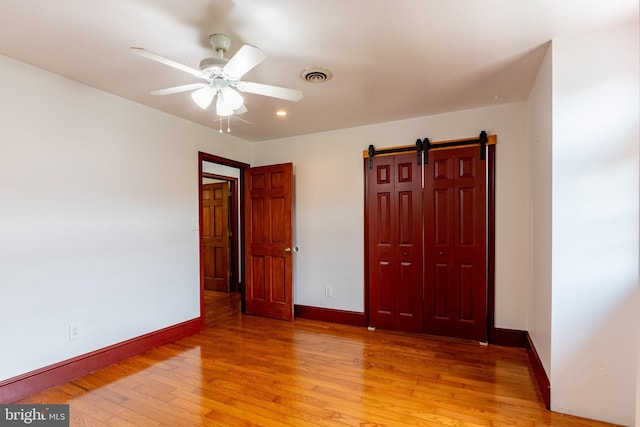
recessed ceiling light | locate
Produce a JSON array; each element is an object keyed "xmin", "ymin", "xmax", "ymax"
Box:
[{"xmin": 276, "ymin": 110, "xmax": 287, "ymax": 117}]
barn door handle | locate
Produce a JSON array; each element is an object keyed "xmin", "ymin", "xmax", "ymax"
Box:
[{"xmin": 284, "ymin": 247, "xmax": 292, "ymax": 253}]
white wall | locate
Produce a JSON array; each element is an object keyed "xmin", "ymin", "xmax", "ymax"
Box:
[
  {"xmin": 527, "ymin": 43, "xmax": 553, "ymax": 377},
  {"xmin": 550, "ymin": 21, "xmax": 639, "ymax": 426},
  {"xmin": 0, "ymin": 55, "xmax": 252, "ymax": 381},
  {"xmin": 252, "ymin": 102, "xmax": 531, "ymax": 329}
]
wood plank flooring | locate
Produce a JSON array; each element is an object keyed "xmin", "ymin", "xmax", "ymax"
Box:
[{"xmin": 19, "ymin": 291, "xmax": 619, "ymax": 426}]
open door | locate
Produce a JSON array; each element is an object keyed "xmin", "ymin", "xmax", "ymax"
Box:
[{"xmin": 244, "ymin": 163, "xmax": 294, "ymax": 321}]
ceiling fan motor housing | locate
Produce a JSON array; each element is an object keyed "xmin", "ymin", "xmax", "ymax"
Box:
[{"xmin": 199, "ymin": 57, "xmax": 229, "ymax": 75}]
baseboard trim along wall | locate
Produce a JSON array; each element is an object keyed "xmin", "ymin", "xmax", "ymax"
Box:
[
  {"xmin": 490, "ymin": 327, "xmax": 529, "ymax": 347},
  {"xmin": 294, "ymin": 305, "xmax": 368, "ymax": 327},
  {"xmin": 490, "ymin": 327, "xmax": 550, "ymax": 409},
  {"xmin": 525, "ymin": 332, "xmax": 551, "ymax": 409},
  {"xmin": 0, "ymin": 318, "xmax": 202, "ymax": 403}
]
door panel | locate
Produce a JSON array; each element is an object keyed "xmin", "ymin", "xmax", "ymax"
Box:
[
  {"xmin": 271, "ymin": 256, "xmax": 287, "ymax": 302},
  {"xmin": 434, "ymin": 263, "xmax": 450, "ymax": 319},
  {"xmin": 244, "ymin": 163, "xmax": 294, "ymax": 321},
  {"xmin": 424, "ymin": 146, "xmax": 486, "ymax": 341},
  {"xmin": 377, "ymin": 193, "xmax": 392, "ymax": 243},
  {"xmin": 458, "ymin": 264, "xmax": 475, "ymax": 320},
  {"xmin": 202, "ymin": 182, "xmax": 230, "ymax": 292},
  {"xmin": 367, "ymin": 154, "xmax": 423, "ymax": 332}
]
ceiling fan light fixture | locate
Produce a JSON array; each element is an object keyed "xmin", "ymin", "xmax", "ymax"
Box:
[
  {"xmin": 215, "ymin": 87, "xmax": 244, "ymax": 117},
  {"xmin": 191, "ymin": 87, "xmax": 215, "ymax": 109},
  {"xmin": 216, "ymin": 102, "xmax": 233, "ymax": 117},
  {"xmin": 220, "ymin": 87, "xmax": 244, "ymax": 111}
]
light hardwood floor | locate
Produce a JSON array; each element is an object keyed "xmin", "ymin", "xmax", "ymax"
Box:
[{"xmin": 20, "ymin": 291, "xmax": 619, "ymax": 426}]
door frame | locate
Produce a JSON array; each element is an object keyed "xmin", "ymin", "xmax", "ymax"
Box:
[
  {"xmin": 198, "ymin": 152, "xmax": 250, "ymax": 324},
  {"xmin": 363, "ymin": 140, "xmax": 497, "ymax": 342}
]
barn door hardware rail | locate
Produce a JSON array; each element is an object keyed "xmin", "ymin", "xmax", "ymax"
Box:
[
  {"xmin": 423, "ymin": 131, "xmax": 488, "ymax": 164},
  {"xmin": 366, "ymin": 131, "xmax": 489, "ymax": 169},
  {"xmin": 367, "ymin": 138, "xmax": 426, "ymax": 169}
]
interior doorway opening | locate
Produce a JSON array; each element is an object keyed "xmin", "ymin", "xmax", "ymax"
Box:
[{"xmin": 199, "ymin": 152, "xmax": 250, "ymax": 323}]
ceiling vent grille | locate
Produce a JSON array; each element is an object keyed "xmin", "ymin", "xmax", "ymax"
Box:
[{"xmin": 300, "ymin": 67, "xmax": 333, "ymax": 83}]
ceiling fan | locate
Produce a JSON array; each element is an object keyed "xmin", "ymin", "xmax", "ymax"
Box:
[{"xmin": 131, "ymin": 34, "xmax": 303, "ymax": 117}]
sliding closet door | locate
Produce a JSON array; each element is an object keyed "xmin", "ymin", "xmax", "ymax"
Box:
[
  {"xmin": 367, "ymin": 153, "xmax": 423, "ymax": 332},
  {"xmin": 423, "ymin": 146, "xmax": 487, "ymax": 341}
]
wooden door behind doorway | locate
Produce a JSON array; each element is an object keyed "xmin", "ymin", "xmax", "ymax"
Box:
[{"xmin": 202, "ymin": 182, "xmax": 230, "ymax": 292}]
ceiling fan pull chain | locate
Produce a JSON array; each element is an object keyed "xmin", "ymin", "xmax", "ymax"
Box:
[
  {"xmin": 227, "ymin": 115, "xmax": 231, "ymax": 133},
  {"xmin": 219, "ymin": 115, "xmax": 223, "ymax": 133}
]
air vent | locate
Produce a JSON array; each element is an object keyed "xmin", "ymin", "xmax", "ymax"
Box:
[{"xmin": 300, "ymin": 67, "xmax": 333, "ymax": 83}]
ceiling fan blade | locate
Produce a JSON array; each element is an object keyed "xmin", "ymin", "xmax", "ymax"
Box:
[
  {"xmin": 130, "ymin": 47, "xmax": 208, "ymax": 80},
  {"xmin": 149, "ymin": 83, "xmax": 209, "ymax": 96},
  {"xmin": 234, "ymin": 105, "xmax": 248, "ymax": 115},
  {"xmin": 236, "ymin": 81, "xmax": 303, "ymax": 102},
  {"xmin": 223, "ymin": 45, "xmax": 266, "ymax": 79}
]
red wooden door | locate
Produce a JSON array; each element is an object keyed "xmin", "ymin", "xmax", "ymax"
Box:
[
  {"xmin": 423, "ymin": 146, "xmax": 487, "ymax": 341},
  {"xmin": 202, "ymin": 182, "xmax": 230, "ymax": 292},
  {"xmin": 367, "ymin": 153, "xmax": 423, "ymax": 332},
  {"xmin": 244, "ymin": 163, "xmax": 294, "ymax": 321}
]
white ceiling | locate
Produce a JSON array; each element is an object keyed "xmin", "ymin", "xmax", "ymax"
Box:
[{"xmin": 0, "ymin": 0, "xmax": 636, "ymax": 142}]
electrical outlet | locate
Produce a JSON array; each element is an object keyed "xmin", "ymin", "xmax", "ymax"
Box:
[
  {"xmin": 69, "ymin": 322, "xmax": 81, "ymax": 340},
  {"xmin": 324, "ymin": 285, "xmax": 333, "ymax": 297}
]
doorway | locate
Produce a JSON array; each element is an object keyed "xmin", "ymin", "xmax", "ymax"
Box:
[{"xmin": 199, "ymin": 153, "xmax": 249, "ymax": 321}]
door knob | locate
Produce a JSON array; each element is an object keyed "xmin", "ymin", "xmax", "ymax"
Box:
[{"xmin": 284, "ymin": 247, "xmax": 292, "ymax": 253}]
